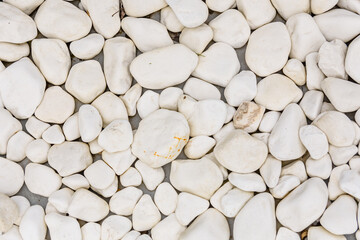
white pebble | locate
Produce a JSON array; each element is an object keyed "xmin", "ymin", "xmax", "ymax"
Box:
[
  {"xmin": 184, "ymin": 135, "xmax": 216, "ymax": 159},
  {"xmin": 122, "ymin": 17, "xmax": 173, "ymax": 52},
  {"xmin": 120, "ymin": 167, "xmax": 142, "ymax": 187},
  {"xmin": 154, "ymin": 182, "xmax": 178, "ymax": 216},
  {"xmin": 132, "ymin": 194, "xmax": 161, "ymax": 231},
  {"xmin": 42, "ymin": 125, "xmax": 65, "ymax": 145},
  {"xmin": 224, "ymin": 71, "xmax": 257, "ymax": 107},
  {"xmin": 179, "ymin": 24, "xmax": 213, "ymax": 54},
  {"xmin": 236, "ymin": 0, "xmax": 276, "ymax": 29},
  {"xmin": 166, "ymin": 0, "xmax": 208, "ymax": 28},
  {"xmin": 101, "ymin": 215, "xmax": 132, "ymax": 240},
  {"xmin": 109, "ymin": 187, "xmax": 143, "ymax": 216},
  {"xmin": 6, "ymin": 131, "xmax": 33, "ymax": 162},
  {"xmin": 246, "ymin": 22, "xmax": 290, "ymax": 77},
  {"xmin": 84, "ymin": 160, "xmax": 116, "ymax": 190},
  {"xmin": 19, "ymin": 205, "xmax": 46, "ymax": 240},
  {"xmin": 137, "ymin": 90, "xmax": 160, "ymax": 119},
  {"xmin": 193, "ymin": 42, "xmax": 240, "ymax": 87},
  {"xmin": 175, "ymin": 192, "xmax": 209, "ymax": 226},
  {"xmin": 103, "ymin": 37, "xmax": 136, "ymax": 94},
  {"xmin": 78, "ymin": 104, "xmax": 102, "ymax": 143},
  {"xmin": 70, "ymin": 33, "xmax": 104, "ymax": 60},
  {"xmin": 306, "ymin": 154, "xmax": 333, "ymax": 179},
  {"xmin": 62, "ymin": 174, "xmax": 90, "ymax": 191}
]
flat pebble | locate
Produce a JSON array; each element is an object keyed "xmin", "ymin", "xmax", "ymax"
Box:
[{"xmin": 245, "ymin": 22, "xmax": 290, "ymax": 77}]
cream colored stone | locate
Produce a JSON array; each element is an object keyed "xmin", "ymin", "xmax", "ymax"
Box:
[
  {"xmin": 236, "ymin": 0, "xmax": 276, "ymax": 29},
  {"xmin": 179, "ymin": 24, "xmax": 213, "ymax": 54},
  {"xmin": 233, "ymin": 101, "xmax": 265, "ymax": 133},
  {"xmin": 246, "ymin": 23, "xmax": 291, "ymax": 77}
]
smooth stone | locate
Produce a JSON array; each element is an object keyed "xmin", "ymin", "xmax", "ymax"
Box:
[
  {"xmin": 158, "ymin": 87, "xmax": 183, "ymax": 111},
  {"xmin": 3, "ymin": 0, "xmax": 44, "ymax": 14},
  {"xmin": 45, "ymin": 213, "xmax": 81, "ymax": 240},
  {"xmin": 220, "ymin": 188, "xmax": 253, "ymax": 218},
  {"xmin": 6, "ymin": 131, "xmax": 33, "ymax": 162},
  {"xmin": 312, "ymin": 0, "xmax": 338, "ymax": 14},
  {"xmin": 78, "ymin": 104, "xmax": 102, "ymax": 143},
  {"xmin": 299, "ymin": 90, "xmax": 324, "ymax": 120},
  {"xmin": 345, "ymin": 35, "xmax": 360, "ymax": 83},
  {"xmin": 65, "ymin": 60, "xmax": 106, "ymax": 103},
  {"xmin": 320, "ymin": 195, "xmax": 357, "ymax": 235},
  {"xmin": 1, "ymin": 225, "xmax": 23, "ymax": 240},
  {"xmin": 268, "ymin": 104, "xmax": 307, "ymax": 161},
  {"xmin": 84, "ymin": 160, "xmax": 115, "ymax": 190},
  {"xmin": 286, "ymin": 13, "xmax": 326, "ymax": 62},
  {"xmin": 206, "ymin": 0, "xmax": 235, "ymax": 12},
  {"xmin": 339, "ymin": 169, "xmax": 360, "ymax": 198},
  {"xmin": 109, "ymin": 187, "xmax": 143, "ymax": 216},
  {"xmin": 98, "ymin": 119, "xmax": 133, "ymax": 153},
  {"xmin": 154, "ymin": 182, "xmax": 178, "ymax": 216},
  {"xmin": 68, "ymin": 189, "xmax": 109, "ymax": 222},
  {"xmin": 120, "ymin": 167, "xmax": 142, "ymax": 187},
  {"xmin": 0, "ymin": 193, "xmax": 19, "ymax": 233},
  {"xmin": 214, "ymin": 129, "xmax": 268, "ymax": 173},
  {"xmin": 130, "ymin": 44, "xmax": 198, "ymax": 89},
  {"xmin": 136, "ymin": 90, "xmax": 160, "ymax": 119},
  {"xmin": 0, "ymin": 42, "xmax": 29, "ymax": 62},
  {"xmin": 35, "ymin": 0, "xmax": 92, "ymax": 42},
  {"xmin": 245, "ymin": 22, "xmax": 290, "ymax": 77},
  {"xmin": 255, "ymin": 74, "xmax": 302, "ymax": 111},
  {"xmin": 234, "ymin": 193, "xmax": 276, "ymax": 240},
  {"xmin": 62, "ymin": 174, "xmax": 89, "ymax": 192},
  {"xmin": 48, "ymin": 141, "xmax": 92, "ymax": 177},
  {"xmin": 193, "ymin": 42, "xmax": 240, "ymax": 87},
  {"xmin": 0, "ymin": 157, "xmax": 24, "ymax": 196},
  {"xmin": 224, "ymin": 71, "xmax": 257, "ymax": 107},
  {"xmin": 306, "ymin": 154, "xmax": 333, "ymax": 179},
  {"xmin": 210, "ymin": 182, "xmax": 233, "ymax": 214},
  {"xmin": 35, "ymin": 86, "xmax": 75, "ymax": 124},
  {"xmin": 338, "ymin": 0, "xmax": 360, "ymax": 14},
  {"xmin": 132, "ymin": 109, "xmax": 189, "ymax": 168},
  {"xmin": 151, "ymin": 214, "xmax": 186, "ymax": 240},
  {"xmin": 132, "ymin": 194, "xmax": 161, "ymax": 231},
  {"xmin": 11, "ymin": 196, "xmax": 30, "ymax": 225},
  {"xmin": 280, "ymin": 160, "xmax": 308, "ymax": 182},
  {"xmin": 270, "ymin": 175, "xmax": 301, "ymax": 199},
  {"xmin": 235, "ymin": 0, "xmax": 276, "ymax": 29},
  {"xmin": 25, "ymin": 163, "xmax": 61, "ymax": 197},
  {"xmin": 306, "ymin": 52, "xmax": 325, "ymax": 90},
  {"xmin": 179, "ymin": 208, "xmax": 229, "ymax": 240},
  {"xmin": 42, "ymin": 125, "xmax": 65, "ymax": 145},
  {"xmin": 92, "ymin": 92, "xmax": 128, "ymax": 126},
  {"xmin": 233, "ymin": 101, "xmax": 265, "ymax": 133},
  {"xmin": 81, "ymin": 223, "xmax": 101, "ymax": 240},
  {"xmin": 170, "ymin": 158, "xmax": 223, "ymax": 199},
  {"xmin": 184, "ymin": 136, "xmax": 216, "ymax": 159},
  {"xmin": 308, "ymin": 226, "xmax": 347, "ymax": 240},
  {"xmin": 81, "ymin": 0, "xmax": 120, "ymax": 38},
  {"xmin": 283, "ymin": 58, "xmax": 306, "ymax": 85},
  {"xmin": 0, "ymin": 57, "xmax": 45, "ymax": 119},
  {"xmin": 276, "ymin": 178, "xmax": 328, "ymax": 232},
  {"xmin": 122, "ymin": 0, "xmax": 167, "ymax": 17},
  {"xmin": 179, "ymin": 24, "xmax": 213, "ymax": 54},
  {"xmin": 32, "ymin": 38, "xmax": 71, "ymax": 85},
  {"xmin": 101, "ymin": 215, "xmax": 132, "ymax": 240},
  {"xmin": 313, "ymin": 111, "xmax": 355, "ymax": 147},
  {"xmin": 321, "ymin": 77, "xmax": 360, "ymax": 113},
  {"xmin": 314, "ymin": 9, "xmax": 360, "ymax": 42},
  {"xmin": 122, "ymin": 17, "xmax": 173, "ymax": 52},
  {"xmin": 103, "ymin": 37, "xmax": 136, "ymax": 94},
  {"xmin": 329, "ymin": 145, "xmax": 358, "ymax": 166},
  {"xmin": 19, "ymin": 205, "xmax": 46, "ymax": 240},
  {"xmin": 229, "ymin": 172, "xmax": 266, "ymax": 192},
  {"xmin": 259, "ymin": 111, "xmax": 281, "ymax": 133},
  {"xmin": 166, "ymin": 0, "xmax": 208, "ymax": 28},
  {"xmin": 175, "ymin": 192, "xmax": 209, "ymax": 226},
  {"xmin": 299, "ymin": 125, "xmax": 328, "ymax": 160},
  {"xmin": 70, "ymin": 33, "xmax": 104, "ymax": 60},
  {"xmin": 135, "ymin": 160, "xmax": 165, "ymax": 191},
  {"xmin": 328, "ymin": 164, "xmax": 350, "ymax": 200},
  {"xmin": 121, "ymin": 84, "xmax": 142, "ymax": 116},
  {"xmin": 25, "ymin": 116, "xmax": 49, "ymax": 139},
  {"xmin": 62, "ymin": 113, "xmax": 80, "ymax": 141},
  {"xmin": 160, "ymin": 7, "xmax": 184, "ymax": 33},
  {"xmin": 271, "ymin": 0, "xmax": 310, "ymax": 20},
  {"xmin": 0, "ymin": 2, "xmax": 37, "ymax": 43},
  {"xmin": 260, "ymin": 155, "xmax": 282, "ymax": 188},
  {"xmin": 183, "ymin": 78, "xmax": 221, "ymax": 101},
  {"xmin": 209, "ymin": 9, "xmax": 250, "ymax": 48},
  {"xmin": 102, "ymin": 148, "xmax": 136, "ymax": 175},
  {"xmin": 276, "ymin": 227, "xmax": 300, "ymax": 240},
  {"xmin": 48, "ymin": 188, "xmax": 74, "ymax": 213},
  {"xmin": 318, "ymin": 39, "xmax": 347, "ymax": 79},
  {"xmin": 186, "ymin": 99, "xmax": 227, "ymax": 137}
]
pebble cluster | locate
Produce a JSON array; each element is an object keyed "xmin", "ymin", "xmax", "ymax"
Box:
[{"xmin": 0, "ymin": 0, "xmax": 360, "ymax": 240}]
